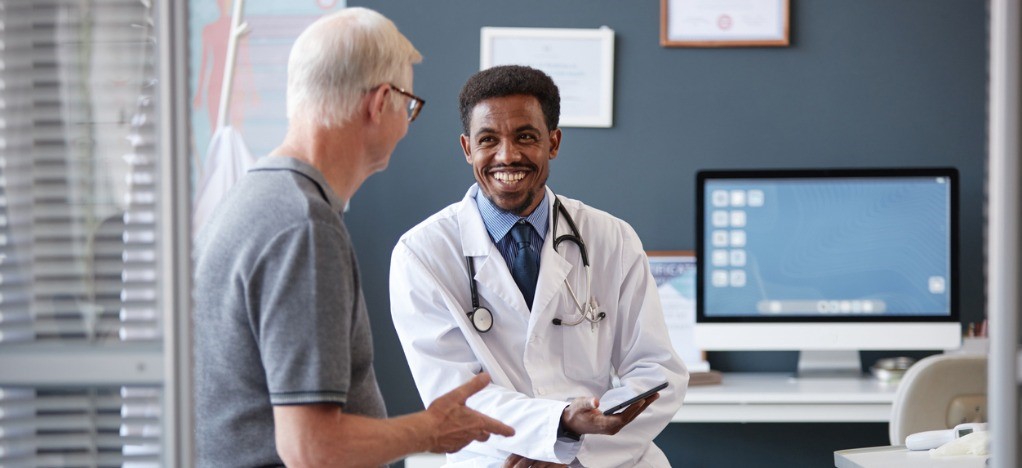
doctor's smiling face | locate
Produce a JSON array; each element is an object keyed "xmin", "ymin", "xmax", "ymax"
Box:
[{"xmin": 461, "ymin": 94, "xmax": 561, "ymax": 216}]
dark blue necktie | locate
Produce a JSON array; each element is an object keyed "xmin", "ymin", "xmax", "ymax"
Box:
[{"xmin": 510, "ymin": 221, "xmax": 540, "ymax": 308}]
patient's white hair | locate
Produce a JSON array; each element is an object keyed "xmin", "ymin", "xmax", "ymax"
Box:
[{"xmin": 286, "ymin": 7, "xmax": 422, "ymax": 128}]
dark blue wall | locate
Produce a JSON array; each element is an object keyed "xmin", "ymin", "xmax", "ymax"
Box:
[{"xmin": 346, "ymin": 1, "xmax": 987, "ymax": 466}]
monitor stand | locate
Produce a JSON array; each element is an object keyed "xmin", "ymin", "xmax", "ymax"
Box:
[{"xmin": 796, "ymin": 350, "xmax": 863, "ymax": 378}]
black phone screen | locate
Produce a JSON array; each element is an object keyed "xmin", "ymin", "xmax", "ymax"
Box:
[{"xmin": 602, "ymin": 381, "xmax": 668, "ymax": 415}]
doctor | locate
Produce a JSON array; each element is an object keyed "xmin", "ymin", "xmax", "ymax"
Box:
[{"xmin": 390, "ymin": 65, "xmax": 688, "ymax": 467}]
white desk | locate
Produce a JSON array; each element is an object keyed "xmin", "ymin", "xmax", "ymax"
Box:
[
  {"xmin": 675, "ymin": 373, "xmax": 898, "ymax": 423},
  {"xmin": 835, "ymin": 445, "xmax": 988, "ymax": 467}
]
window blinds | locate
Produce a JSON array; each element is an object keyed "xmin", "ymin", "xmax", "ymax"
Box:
[
  {"xmin": 0, "ymin": 386, "xmax": 162, "ymax": 466},
  {"xmin": 0, "ymin": 0, "xmax": 168, "ymax": 465},
  {"xmin": 0, "ymin": 0, "xmax": 160, "ymax": 345}
]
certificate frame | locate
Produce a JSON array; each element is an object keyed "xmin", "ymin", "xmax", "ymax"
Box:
[
  {"xmin": 481, "ymin": 27, "xmax": 614, "ymax": 128},
  {"xmin": 660, "ymin": 0, "xmax": 790, "ymax": 48}
]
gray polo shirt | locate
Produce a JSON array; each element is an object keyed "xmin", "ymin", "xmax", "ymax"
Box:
[{"xmin": 194, "ymin": 156, "xmax": 385, "ymax": 467}]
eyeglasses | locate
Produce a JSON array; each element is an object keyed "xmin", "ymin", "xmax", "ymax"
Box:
[{"xmin": 389, "ymin": 83, "xmax": 425, "ymax": 122}]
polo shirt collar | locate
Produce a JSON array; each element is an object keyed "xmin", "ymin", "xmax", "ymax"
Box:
[{"xmin": 250, "ymin": 156, "xmax": 347, "ymax": 213}]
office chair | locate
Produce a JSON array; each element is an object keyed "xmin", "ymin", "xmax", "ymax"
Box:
[{"xmin": 889, "ymin": 353, "xmax": 987, "ymax": 445}]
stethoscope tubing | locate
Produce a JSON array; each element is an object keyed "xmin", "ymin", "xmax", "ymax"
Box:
[
  {"xmin": 553, "ymin": 198, "xmax": 590, "ymax": 268},
  {"xmin": 466, "ymin": 256, "xmax": 494, "ymax": 333},
  {"xmin": 465, "ymin": 196, "xmax": 605, "ymax": 332}
]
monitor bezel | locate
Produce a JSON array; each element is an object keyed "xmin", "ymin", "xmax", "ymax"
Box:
[{"xmin": 695, "ymin": 167, "xmax": 960, "ymax": 324}]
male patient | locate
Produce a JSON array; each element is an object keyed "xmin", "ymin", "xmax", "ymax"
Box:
[
  {"xmin": 390, "ymin": 65, "xmax": 688, "ymax": 467},
  {"xmin": 193, "ymin": 8, "xmax": 512, "ymax": 467}
]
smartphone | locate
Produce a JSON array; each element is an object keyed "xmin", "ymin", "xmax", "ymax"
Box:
[{"xmin": 602, "ymin": 382, "xmax": 668, "ymax": 416}]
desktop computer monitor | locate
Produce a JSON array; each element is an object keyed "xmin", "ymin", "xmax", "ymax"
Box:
[{"xmin": 695, "ymin": 168, "xmax": 962, "ymax": 376}]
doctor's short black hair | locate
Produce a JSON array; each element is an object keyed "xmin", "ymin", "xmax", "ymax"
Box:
[{"xmin": 458, "ymin": 65, "xmax": 560, "ymax": 135}]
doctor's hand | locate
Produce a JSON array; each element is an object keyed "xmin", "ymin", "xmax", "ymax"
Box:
[
  {"xmin": 502, "ymin": 453, "xmax": 568, "ymax": 468},
  {"xmin": 422, "ymin": 372, "xmax": 515, "ymax": 453},
  {"xmin": 560, "ymin": 393, "xmax": 660, "ymax": 436}
]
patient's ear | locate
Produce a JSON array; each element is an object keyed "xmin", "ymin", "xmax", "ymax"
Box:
[{"xmin": 366, "ymin": 85, "xmax": 391, "ymax": 124}]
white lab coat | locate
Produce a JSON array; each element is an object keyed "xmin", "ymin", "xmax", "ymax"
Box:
[{"xmin": 390, "ymin": 185, "xmax": 688, "ymax": 468}]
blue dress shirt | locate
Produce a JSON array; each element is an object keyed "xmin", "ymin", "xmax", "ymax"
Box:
[{"xmin": 474, "ymin": 187, "xmax": 548, "ymax": 273}]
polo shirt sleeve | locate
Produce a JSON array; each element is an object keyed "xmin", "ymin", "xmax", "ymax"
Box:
[{"xmin": 249, "ymin": 220, "xmax": 353, "ymax": 407}]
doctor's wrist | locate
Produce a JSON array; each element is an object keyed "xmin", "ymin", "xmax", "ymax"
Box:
[{"xmin": 558, "ymin": 408, "xmax": 581, "ymax": 441}]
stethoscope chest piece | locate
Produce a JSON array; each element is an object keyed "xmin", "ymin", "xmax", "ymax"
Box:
[
  {"xmin": 469, "ymin": 306, "xmax": 493, "ymax": 333},
  {"xmin": 465, "ymin": 257, "xmax": 493, "ymax": 333}
]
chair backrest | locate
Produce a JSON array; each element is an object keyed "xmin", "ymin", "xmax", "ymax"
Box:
[{"xmin": 889, "ymin": 353, "xmax": 987, "ymax": 445}]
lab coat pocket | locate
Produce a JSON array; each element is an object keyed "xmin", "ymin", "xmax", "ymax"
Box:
[{"xmin": 560, "ymin": 322, "xmax": 607, "ymax": 380}]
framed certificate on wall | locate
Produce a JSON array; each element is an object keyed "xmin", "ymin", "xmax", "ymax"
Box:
[
  {"xmin": 661, "ymin": 0, "xmax": 790, "ymax": 48},
  {"xmin": 481, "ymin": 26, "xmax": 615, "ymax": 128}
]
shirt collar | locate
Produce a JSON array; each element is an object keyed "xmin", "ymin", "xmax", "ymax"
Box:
[
  {"xmin": 250, "ymin": 156, "xmax": 347, "ymax": 213},
  {"xmin": 474, "ymin": 186, "xmax": 549, "ymax": 243}
]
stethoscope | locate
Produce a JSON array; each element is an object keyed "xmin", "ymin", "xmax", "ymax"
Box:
[{"xmin": 465, "ymin": 197, "xmax": 606, "ymax": 333}]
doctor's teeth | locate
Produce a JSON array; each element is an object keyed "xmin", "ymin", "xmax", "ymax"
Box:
[{"xmin": 494, "ymin": 172, "xmax": 525, "ymax": 182}]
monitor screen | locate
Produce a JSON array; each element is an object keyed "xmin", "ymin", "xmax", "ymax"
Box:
[{"xmin": 694, "ymin": 168, "xmax": 961, "ymax": 373}]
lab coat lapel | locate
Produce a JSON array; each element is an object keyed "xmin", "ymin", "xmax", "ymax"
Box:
[
  {"xmin": 530, "ymin": 190, "xmax": 572, "ymax": 333},
  {"xmin": 457, "ymin": 186, "xmax": 493, "ymax": 257},
  {"xmin": 451, "ymin": 186, "xmax": 517, "ymax": 388},
  {"xmin": 457, "ymin": 186, "xmax": 529, "ymax": 315},
  {"xmin": 529, "ymin": 235, "xmax": 572, "ymax": 334},
  {"xmin": 475, "ymin": 253, "xmax": 528, "ymax": 315},
  {"xmin": 457, "ymin": 185, "xmax": 574, "ymax": 327}
]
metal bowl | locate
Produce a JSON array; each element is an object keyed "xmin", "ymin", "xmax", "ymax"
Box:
[{"xmin": 870, "ymin": 356, "xmax": 916, "ymax": 383}]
